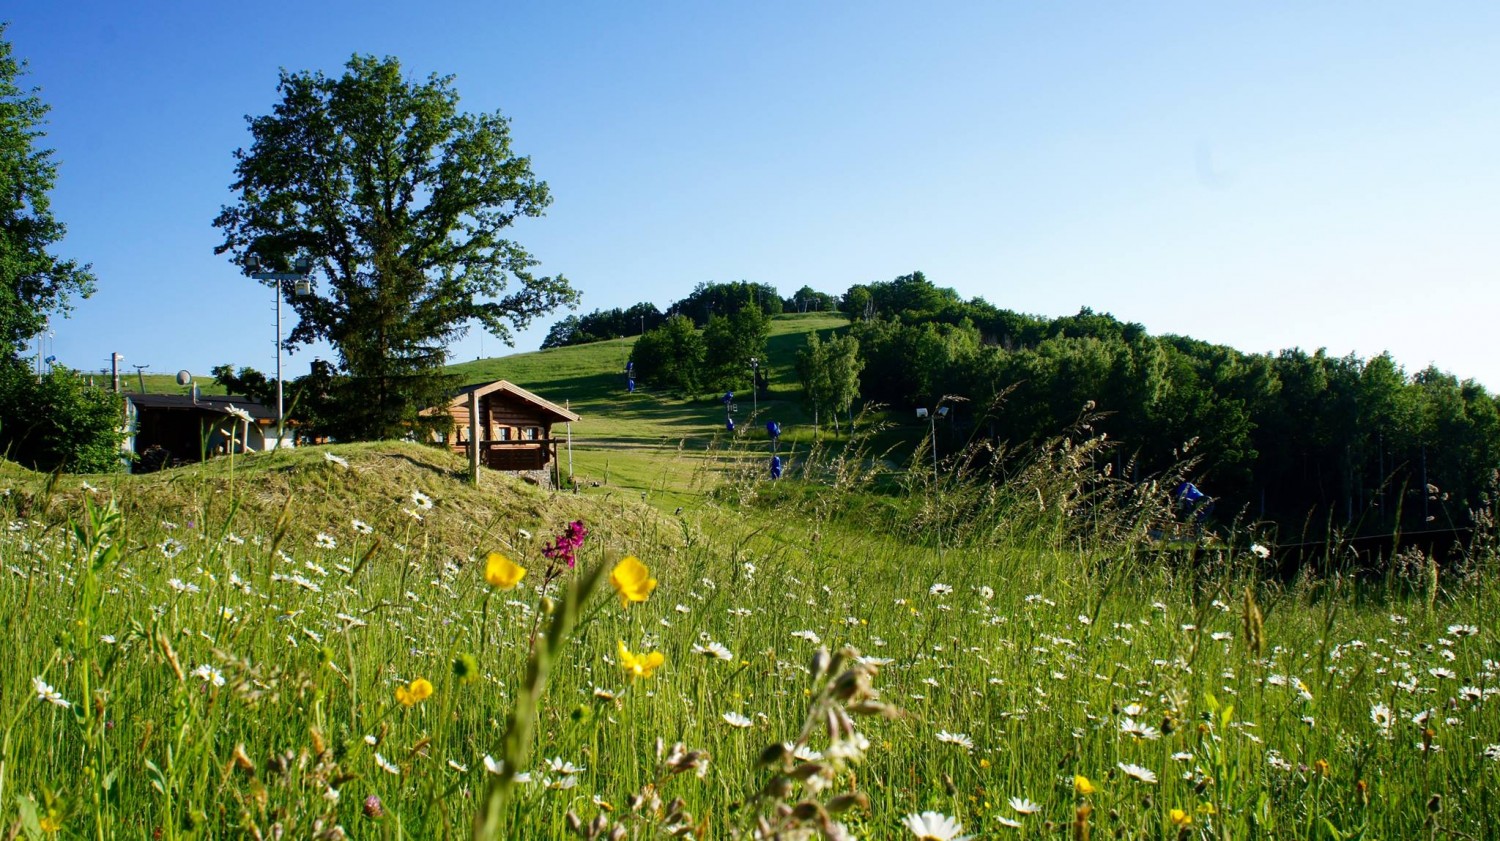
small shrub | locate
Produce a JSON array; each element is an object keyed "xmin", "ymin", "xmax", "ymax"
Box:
[{"xmin": 0, "ymin": 362, "xmax": 125, "ymax": 473}]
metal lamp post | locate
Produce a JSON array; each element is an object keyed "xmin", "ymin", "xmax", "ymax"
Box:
[
  {"xmin": 917, "ymin": 403, "xmax": 950, "ymax": 553},
  {"xmin": 749, "ymin": 357, "xmax": 759, "ymax": 419},
  {"xmin": 246, "ymin": 253, "xmax": 314, "ymax": 446}
]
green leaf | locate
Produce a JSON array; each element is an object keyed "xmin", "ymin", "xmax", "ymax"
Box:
[{"xmin": 15, "ymin": 795, "xmax": 42, "ymax": 841}]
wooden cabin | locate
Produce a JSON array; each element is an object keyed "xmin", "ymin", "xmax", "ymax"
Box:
[
  {"xmin": 440, "ymin": 380, "xmax": 579, "ymax": 482},
  {"xmin": 124, "ymin": 394, "xmax": 288, "ymax": 472}
]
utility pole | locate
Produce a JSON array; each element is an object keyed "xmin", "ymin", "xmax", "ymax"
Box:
[
  {"xmin": 133, "ymin": 364, "xmax": 150, "ymax": 394},
  {"xmin": 111, "ymin": 353, "xmax": 123, "ymax": 394}
]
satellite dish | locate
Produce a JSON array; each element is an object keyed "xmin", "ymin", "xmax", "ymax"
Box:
[{"xmin": 176, "ymin": 370, "xmax": 192, "ymax": 386}]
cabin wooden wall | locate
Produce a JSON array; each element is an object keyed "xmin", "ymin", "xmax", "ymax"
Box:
[{"xmin": 446, "ymin": 390, "xmax": 556, "ymax": 469}]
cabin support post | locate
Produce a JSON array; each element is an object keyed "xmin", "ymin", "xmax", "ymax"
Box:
[{"xmin": 468, "ymin": 390, "xmax": 481, "ymax": 485}]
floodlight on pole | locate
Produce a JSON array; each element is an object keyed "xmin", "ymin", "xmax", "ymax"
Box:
[
  {"xmin": 749, "ymin": 357, "xmax": 759, "ymax": 419},
  {"xmin": 918, "ymin": 400, "xmax": 950, "ymax": 555},
  {"xmin": 246, "ymin": 252, "xmax": 316, "ymax": 447}
]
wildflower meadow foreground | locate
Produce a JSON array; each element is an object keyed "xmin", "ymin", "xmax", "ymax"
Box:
[{"xmin": 1, "ymin": 445, "xmax": 1497, "ymax": 840}]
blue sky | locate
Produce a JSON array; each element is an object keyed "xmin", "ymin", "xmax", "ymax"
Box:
[{"xmin": 8, "ymin": 2, "xmax": 1500, "ymax": 388}]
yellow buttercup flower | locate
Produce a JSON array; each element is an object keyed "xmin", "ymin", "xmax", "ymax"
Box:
[
  {"xmin": 609, "ymin": 556, "xmax": 657, "ymax": 607},
  {"xmin": 395, "ymin": 677, "xmax": 434, "ymax": 707},
  {"xmin": 1074, "ymin": 774, "xmax": 1098, "ymax": 796},
  {"xmin": 1169, "ymin": 808, "xmax": 1192, "ymax": 827},
  {"xmin": 618, "ymin": 640, "xmax": 665, "ymax": 679},
  {"xmin": 484, "ymin": 552, "xmax": 526, "ymax": 590}
]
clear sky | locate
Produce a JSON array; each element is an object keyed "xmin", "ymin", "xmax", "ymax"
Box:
[{"xmin": 7, "ymin": 2, "xmax": 1500, "ymax": 388}]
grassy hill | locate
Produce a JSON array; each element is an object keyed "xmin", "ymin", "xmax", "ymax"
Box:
[
  {"xmin": 447, "ymin": 312, "xmax": 852, "ymax": 507},
  {"xmin": 2, "ymin": 315, "xmax": 1496, "ymax": 837},
  {"xmin": 0, "ymin": 441, "xmax": 687, "ymax": 560}
]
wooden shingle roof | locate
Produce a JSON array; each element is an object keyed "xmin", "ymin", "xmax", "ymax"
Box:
[{"xmin": 450, "ymin": 380, "xmax": 580, "ymax": 423}]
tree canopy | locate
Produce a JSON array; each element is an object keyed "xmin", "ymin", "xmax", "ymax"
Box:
[
  {"xmin": 0, "ymin": 25, "xmax": 95, "ymax": 353},
  {"xmin": 839, "ymin": 271, "xmax": 1500, "ymax": 537},
  {"xmin": 784, "ymin": 285, "xmax": 838, "ymax": 313},
  {"xmin": 0, "ymin": 28, "xmax": 120, "ymax": 472},
  {"xmin": 630, "ymin": 315, "xmax": 705, "ymax": 395},
  {"xmin": 702, "ymin": 305, "xmax": 769, "ymax": 392},
  {"xmin": 213, "ymin": 54, "xmax": 577, "ymax": 439},
  {"xmin": 541, "ymin": 302, "xmax": 664, "ymax": 349},
  {"xmin": 666, "ymin": 281, "xmax": 781, "ymax": 326},
  {"xmin": 796, "ymin": 331, "xmax": 862, "ymax": 435}
]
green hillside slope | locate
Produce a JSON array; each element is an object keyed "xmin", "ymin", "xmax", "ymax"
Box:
[{"xmin": 446, "ymin": 312, "xmax": 849, "ymax": 504}]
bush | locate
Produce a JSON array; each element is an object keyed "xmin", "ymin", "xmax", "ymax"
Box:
[
  {"xmin": 632, "ymin": 315, "xmax": 706, "ymax": 395},
  {"xmin": 0, "ymin": 362, "xmax": 124, "ymax": 473}
]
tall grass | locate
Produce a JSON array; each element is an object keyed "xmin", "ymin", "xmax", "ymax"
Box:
[{"xmin": 0, "ymin": 444, "xmax": 1495, "ymax": 839}]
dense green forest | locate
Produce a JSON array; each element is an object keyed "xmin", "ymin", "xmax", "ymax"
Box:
[
  {"xmin": 550, "ymin": 274, "xmax": 1500, "ymax": 538},
  {"xmin": 843, "ymin": 272, "xmax": 1499, "ymax": 539}
]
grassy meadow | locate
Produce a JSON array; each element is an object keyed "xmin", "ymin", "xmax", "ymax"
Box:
[{"xmin": 4, "ymin": 320, "xmax": 1499, "ymax": 839}]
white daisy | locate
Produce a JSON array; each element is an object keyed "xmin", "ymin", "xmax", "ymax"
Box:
[
  {"xmin": 32, "ymin": 677, "xmax": 70, "ymax": 708},
  {"xmin": 1008, "ymin": 797, "xmax": 1041, "ymax": 815},
  {"xmin": 692, "ymin": 641, "xmax": 734, "ymax": 660},
  {"xmin": 1119, "ymin": 718, "xmax": 1161, "ymax": 741},
  {"xmin": 166, "ymin": 577, "xmax": 199, "ymax": 594},
  {"xmin": 903, "ymin": 811, "xmax": 972, "ymax": 840},
  {"xmin": 1117, "ymin": 762, "xmax": 1157, "ymax": 784},
  {"xmin": 191, "ymin": 664, "xmax": 226, "ymax": 687},
  {"xmin": 722, "ymin": 712, "xmax": 753, "ymax": 728},
  {"xmin": 935, "ymin": 730, "xmax": 974, "ymax": 750}
]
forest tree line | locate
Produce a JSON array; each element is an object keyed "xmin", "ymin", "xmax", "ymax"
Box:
[{"xmin": 564, "ymin": 273, "xmax": 1500, "ymax": 536}]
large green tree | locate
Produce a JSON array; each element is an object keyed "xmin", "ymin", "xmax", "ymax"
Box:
[
  {"xmin": 213, "ymin": 54, "xmax": 577, "ymax": 440},
  {"xmin": 796, "ymin": 331, "xmax": 863, "ymax": 435},
  {"xmin": 703, "ymin": 304, "xmax": 770, "ymax": 391},
  {"xmin": 0, "ymin": 28, "xmax": 120, "ymax": 473},
  {"xmin": 632, "ymin": 315, "xmax": 706, "ymax": 395},
  {"xmin": 0, "ymin": 25, "xmax": 95, "ymax": 354}
]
